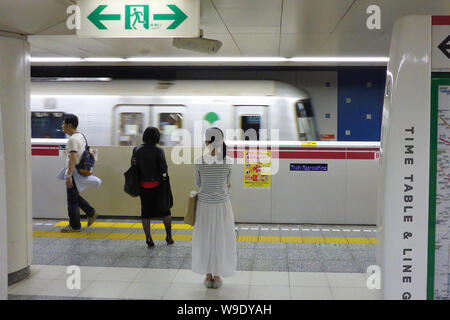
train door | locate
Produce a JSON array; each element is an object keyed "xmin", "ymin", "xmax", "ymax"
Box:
[
  {"xmin": 234, "ymin": 105, "xmax": 269, "ymax": 140},
  {"xmin": 230, "ymin": 105, "xmax": 272, "ymax": 223},
  {"xmin": 150, "ymin": 105, "xmax": 186, "ymax": 146},
  {"xmin": 113, "ymin": 105, "xmax": 150, "ymax": 146}
]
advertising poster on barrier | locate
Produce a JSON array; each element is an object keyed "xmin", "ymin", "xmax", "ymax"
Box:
[{"xmin": 243, "ymin": 151, "xmax": 271, "ymax": 188}]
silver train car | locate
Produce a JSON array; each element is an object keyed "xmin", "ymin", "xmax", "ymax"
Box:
[
  {"xmin": 30, "ymin": 80, "xmax": 318, "ymax": 145},
  {"xmin": 30, "ymin": 80, "xmax": 379, "ymax": 225}
]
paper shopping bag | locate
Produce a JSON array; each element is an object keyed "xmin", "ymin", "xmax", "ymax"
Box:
[{"xmin": 184, "ymin": 191, "xmax": 198, "ymax": 226}]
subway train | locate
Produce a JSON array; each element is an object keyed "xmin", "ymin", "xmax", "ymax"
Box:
[
  {"xmin": 30, "ymin": 79, "xmax": 318, "ymax": 145},
  {"xmin": 30, "ymin": 79, "xmax": 379, "ymax": 225}
]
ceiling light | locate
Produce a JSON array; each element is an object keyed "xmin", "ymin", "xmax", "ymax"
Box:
[
  {"xmin": 84, "ymin": 58, "xmax": 126, "ymax": 62},
  {"xmin": 29, "ymin": 56, "xmax": 388, "ymax": 64},
  {"xmin": 31, "ymin": 77, "xmax": 112, "ymax": 82},
  {"xmin": 126, "ymin": 57, "xmax": 288, "ymax": 62},
  {"xmin": 30, "ymin": 57, "xmax": 83, "ymax": 62},
  {"xmin": 289, "ymin": 57, "xmax": 389, "ymax": 62}
]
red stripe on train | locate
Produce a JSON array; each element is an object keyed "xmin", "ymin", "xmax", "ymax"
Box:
[
  {"xmin": 278, "ymin": 151, "xmax": 346, "ymax": 159},
  {"xmin": 347, "ymin": 152, "xmax": 375, "ymax": 160},
  {"xmin": 432, "ymin": 16, "xmax": 450, "ymax": 25},
  {"xmin": 228, "ymin": 151, "xmax": 374, "ymax": 160},
  {"xmin": 32, "ymin": 149, "xmax": 59, "ymax": 156},
  {"xmin": 228, "ymin": 147, "xmax": 379, "ymax": 152}
]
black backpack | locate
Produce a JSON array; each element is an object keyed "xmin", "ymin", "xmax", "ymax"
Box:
[{"xmin": 76, "ymin": 133, "xmax": 95, "ymax": 177}]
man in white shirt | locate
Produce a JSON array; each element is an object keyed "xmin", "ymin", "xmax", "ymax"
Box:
[{"xmin": 60, "ymin": 114, "xmax": 98, "ymax": 232}]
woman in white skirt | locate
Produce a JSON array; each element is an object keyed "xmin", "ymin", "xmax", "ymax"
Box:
[{"xmin": 192, "ymin": 127, "xmax": 237, "ymax": 289}]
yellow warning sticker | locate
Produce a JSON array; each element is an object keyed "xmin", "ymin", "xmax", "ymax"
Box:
[{"xmin": 301, "ymin": 142, "xmax": 317, "ymax": 147}]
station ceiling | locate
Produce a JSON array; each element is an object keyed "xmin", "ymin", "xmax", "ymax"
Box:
[{"xmin": 0, "ymin": 0, "xmax": 449, "ymax": 63}]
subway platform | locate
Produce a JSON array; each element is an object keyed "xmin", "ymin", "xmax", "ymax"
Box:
[{"xmin": 8, "ymin": 218, "xmax": 378, "ymax": 300}]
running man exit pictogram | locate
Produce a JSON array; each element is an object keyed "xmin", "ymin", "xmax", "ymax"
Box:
[{"xmin": 125, "ymin": 5, "xmax": 149, "ymax": 30}]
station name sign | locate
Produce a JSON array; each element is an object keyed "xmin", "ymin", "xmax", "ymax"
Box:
[
  {"xmin": 76, "ymin": 0, "xmax": 200, "ymax": 38},
  {"xmin": 290, "ymin": 163, "xmax": 328, "ymax": 171}
]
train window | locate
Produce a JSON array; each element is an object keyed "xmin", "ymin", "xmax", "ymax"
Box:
[
  {"xmin": 295, "ymin": 100, "xmax": 318, "ymax": 141},
  {"xmin": 159, "ymin": 113, "xmax": 183, "ymax": 146},
  {"xmin": 241, "ymin": 115, "xmax": 261, "ymax": 140},
  {"xmin": 296, "ymin": 100, "xmax": 314, "ymax": 118},
  {"xmin": 31, "ymin": 111, "xmax": 65, "ymax": 138},
  {"xmin": 119, "ymin": 112, "xmax": 143, "ymax": 146}
]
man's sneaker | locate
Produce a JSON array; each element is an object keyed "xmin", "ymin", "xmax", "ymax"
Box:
[
  {"xmin": 87, "ymin": 211, "xmax": 99, "ymax": 227},
  {"xmin": 60, "ymin": 225, "xmax": 81, "ymax": 233}
]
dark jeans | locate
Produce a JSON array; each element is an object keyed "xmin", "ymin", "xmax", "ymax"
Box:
[{"xmin": 67, "ymin": 178, "xmax": 95, "ymax": 229}]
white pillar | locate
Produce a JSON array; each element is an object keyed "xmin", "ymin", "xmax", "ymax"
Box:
[
  {"xmin": 377, "ymin": 16, "xmax": 432, "ymax": 300},
  {"xmin": 0, "ymin": 100, "xmax": 7, "ymax": 299},
  {"xmin": 0, "ymin": 32, "xmax": 32, "ymax": 289}
]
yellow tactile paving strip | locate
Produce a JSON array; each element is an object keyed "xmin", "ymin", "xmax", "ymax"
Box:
[
  {"xmin": 54, "ymin": 221, "xmax": 194, "ymax": 230},
  {"xmin": 33, "ymin": 221, "xmax": 377, "ymax": 245}
]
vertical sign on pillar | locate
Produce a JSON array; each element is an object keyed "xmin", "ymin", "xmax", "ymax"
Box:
[
  {"xmin": 428, "ymin": 15, "xmax": 450, "ymax": 300},
  {"xmin": 0, "ymin": 107, "xmax": 7, "ymax": 300},
  {"xmin": 430, "ymin": 77, "xmax": 450, "ymax": 300}
]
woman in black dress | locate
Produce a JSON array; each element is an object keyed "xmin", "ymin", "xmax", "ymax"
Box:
[{"xmin": 132, "ymin": 127, "xmax": 174, "ymax": 247}]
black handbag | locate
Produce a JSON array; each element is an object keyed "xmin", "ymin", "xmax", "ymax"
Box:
[
  {"xmin": 155, "ymin": 174, "xmax": 173, "ymax": 212},
  {"xmin": 155, "ymin": 148, "xmax": 173, "ymax": 212},
  {"xmin": 124, "ymin": 146, "xmax": 142, "ymax": 197},
  {"xmin": 124, "ymin": 165, "xmax": 140, "ymax": 197}
]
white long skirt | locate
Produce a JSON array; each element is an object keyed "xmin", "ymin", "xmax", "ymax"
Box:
[{"xmin": 191, "ymin": 199, "xmax": 237, "ymax": 277}]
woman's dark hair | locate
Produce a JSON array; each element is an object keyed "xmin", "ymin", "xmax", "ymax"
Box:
[
  {"xmin": 63, "ymin": 113, "xmax": 78, "ymax": 129},
  {"xmin": 142, "ymin": 126, "xmax": 160, "ymax": 145},
  {"xmin": 205, "ymin": 127, "xmax": 227, "ymax": 160}
]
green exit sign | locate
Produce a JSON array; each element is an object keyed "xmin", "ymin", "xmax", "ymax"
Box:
[{"xmin": 77, "ymin": 0, "xmax": 200, "ymax": 38}]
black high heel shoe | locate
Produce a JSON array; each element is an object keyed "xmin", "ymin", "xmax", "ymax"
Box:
[
  {"xmin": 166, "ymin": 236, "xmax": 174, "ymax": 246},
  {"xmin": 146, "ymin": 239, "xmax": 155, "ymax": 248}
]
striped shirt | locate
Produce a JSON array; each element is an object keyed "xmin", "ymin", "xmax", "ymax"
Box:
[{"xmin": 195, "ymin": 154, "xmax": 232, "ymax": 204}]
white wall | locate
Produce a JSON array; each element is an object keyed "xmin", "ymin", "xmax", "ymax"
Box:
[
  {"xmin": 0, "ymin": 33, "xmax": 32, "ymax": 280},
  {"xmin": 296, "ymin": 71, "xmax": 338, "ymax": 140},
  {"xmin": 0, "ymin": 105, "xmax": 8, "ymax": 299}
]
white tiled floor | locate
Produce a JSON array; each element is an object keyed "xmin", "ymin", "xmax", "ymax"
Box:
[
  {"xmin": 289, "ymin": 272, "xmax": 329, "ymax": 287},
  {"xmin": 120, "ymin": 282, "xmax": 170, "ymax": 300},
  {"xmin": 290, "ymin": 286, "xmax": 333, "ymax": 300},
  {"xmin": 95, "ymin": 267, "xmax": 141, "ymax": 282},
  {"xmin": 326, "ymin": 272, "xmax": 368, "ymax": 288},
  {"xmin": 251, "ymin": 271, "xmax": 290, "ymax": 287},
  {"xmin": 39, "ymin": 279, "xmax": 93, "ymax": 297},
  {"xmin": 9, "ymin": 278, "xmax": 54, "ymax": 296},
  {"xmin": 79, "ymin": 280, "xmax": 131, "ymax": 299},
  {"xmin": 249, "ymin": 286, "xmax": 291, "ymax": 300},
  {"xmin": 8, "ymin": 265, "xmax": 380, "ymax": 300},
  {"xmin": 134, "ymin": 268, "xmax": 178, "ymax": 283}
]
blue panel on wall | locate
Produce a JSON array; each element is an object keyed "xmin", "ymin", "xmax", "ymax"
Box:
[{"xmin": 337, "ymin": 70, "xmax": 386, "ymax": 141}]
